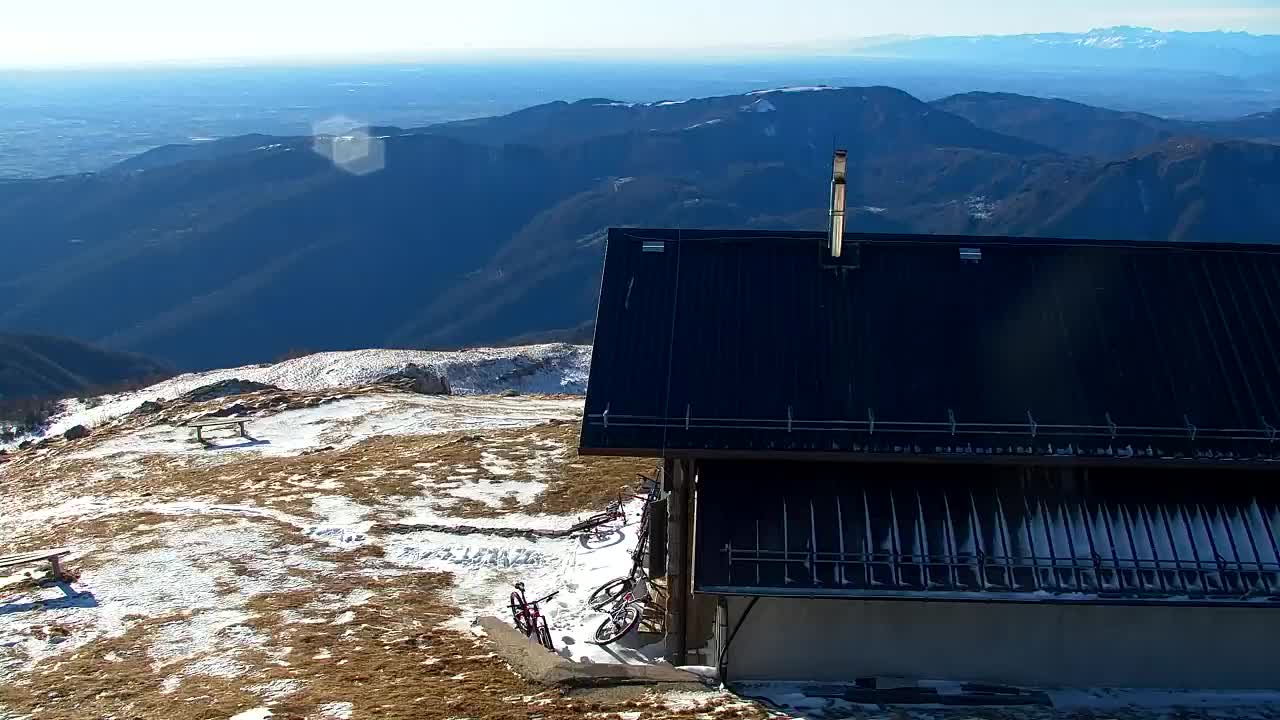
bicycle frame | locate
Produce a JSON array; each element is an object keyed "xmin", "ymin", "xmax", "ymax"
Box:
[{"xmin": 511, "ymin": 583, "xmax": 558, "ymax": 650}]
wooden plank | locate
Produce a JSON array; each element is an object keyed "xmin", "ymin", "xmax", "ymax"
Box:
[
  {"xmin": 0, "ymin": 548, "xmax": 71, "ymax": 570},
  {"xmin": 187, "ymin": 418, "xmax": 249, "ymax": 427}
]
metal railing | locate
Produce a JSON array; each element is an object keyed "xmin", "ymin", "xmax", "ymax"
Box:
[{"xmin": 714, "ymin": 483, "xmax": 1280, "ymax": 604}]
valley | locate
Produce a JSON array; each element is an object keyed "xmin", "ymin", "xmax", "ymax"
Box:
[{"xmin": 1, "ymin": 85, "xmax": 1278, "ymax": 369}]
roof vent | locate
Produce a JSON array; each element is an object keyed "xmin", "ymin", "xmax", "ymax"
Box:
[
  {"xmin": 959, "ymin": 247, "xmax": 982, "ymax": 263},
  {"xmin": 642, "ymin": 240, "xmax": 665, "ymax": 253},
  {"xmin": 829, "ymin": 150, "xmax": 847, "ymax": 259}
]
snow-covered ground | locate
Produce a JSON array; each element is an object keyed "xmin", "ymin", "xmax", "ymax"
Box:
[
  {"xmin": 5, "ymin": 345, "xmax": 1277, "ymax": 720},
  {"xmin": 0, "ymin": 345, "xmax": 729, "ymax": 720},
  {"xmin": 2, "ymin": 343, "xmax": 590, "ymax": 451}
]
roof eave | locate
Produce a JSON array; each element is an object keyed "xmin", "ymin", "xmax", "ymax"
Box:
[{"xmin": 577, "ymin": 445, "xmax": 1280, "ymax": 471}]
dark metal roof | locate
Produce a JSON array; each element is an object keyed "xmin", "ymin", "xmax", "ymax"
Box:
[
  {"xmin": 693, "ymin": 460, "xmax": 1280, "ymax": 605},
  {"xmin": 581, "ymin": 229, "xmax": 1280, "ymax": 466}
]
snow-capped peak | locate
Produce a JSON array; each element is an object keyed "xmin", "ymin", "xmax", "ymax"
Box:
[{"xmin": 747, "ymin": 85, "xmax": 838, "ymax": 95}]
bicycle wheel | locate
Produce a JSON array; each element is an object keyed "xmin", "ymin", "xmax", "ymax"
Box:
[
  {"xmin": 587, "ymin": 577, "xmax": 632, "ymax": 611},
  {"xmin": 536, "ymin": 617, "xmax": 555, "ymax": 651},
  {"xmin": 510, "ymin": 592, "xmax": 531, "ymax": 634},
  {"xmin": 592, "ymin": 603, "xmax": 640, "ymax": 645},
  {"xmin": 569, "ymin": 513, "xmax": 609, "ymax": 535}
]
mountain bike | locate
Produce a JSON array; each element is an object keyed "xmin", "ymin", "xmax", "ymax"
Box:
[
  {"xmin": 567, "ymin": 496, "xmax": 627, "ymax": 542},
  {"xmin": 591, "ymin": 571, "xmax": 650, "ymax": 645},
  {"xmin": 585, "ymin": 475, "xmax": 661, "ymax": 612},
  {"xmin": 509, "ymin": 581, "xmax": 558, "ymax": 651}
]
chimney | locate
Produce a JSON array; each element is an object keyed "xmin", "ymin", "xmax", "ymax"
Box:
[{"xmin": 829, "ymin": 150, "xmax": 847, "ymax": 258}]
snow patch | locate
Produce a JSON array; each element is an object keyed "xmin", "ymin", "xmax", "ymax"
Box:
[
  {"xmin": 229, "ymin": 709, "xmax": 273, "ymax": 720},
  {"xmin": 966, "ymin": 194, "xmax": 994, "ymax": 220},
  {"xmin": 741, "ymin": 98, "xmax": 777, "ymax": 113},
  {"xmin": 4, "ymin": 344, "xmax": 589, "ymax": 451},
  {"xmin": 61, "ymin": 393, "xmax": 580, "ymax": 463},
  {"xmin": 313, "ymin": 702, "xmax": 354, "ymax": 720},
  {"xmin": 250, "ymin": 678, "xmax": 302, "ymax": 701},
  {"xmin": 748, "ymin": 85, "xmax": 837, "ymax": 95}
]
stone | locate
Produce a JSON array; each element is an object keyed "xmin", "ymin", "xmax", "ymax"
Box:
[
  {"xmin": 18, "ymin": 440, "xmax": 32, "ymax": 450},
  {"xmin": 208, "ymin": 402, "xmax": 250, "ymax": 418},
  {"xmin": 378, "ymin": 363, "xmax": 451, "ymax": 395},
  {"xmin": 63, "ymin": 425, "xmax": 91, "ymax": 441},
  {"xmin": 135, "ymin": 400, "xmax": 164, "ymax": 414},
  {"xmin": 180, "ymin": 379, "xmax": 280, "ymax": 403}
]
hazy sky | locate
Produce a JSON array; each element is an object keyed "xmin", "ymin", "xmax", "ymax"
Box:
[{"xmin": 3, "ymin": 0, "xmax": 1280, "ymax": 67}]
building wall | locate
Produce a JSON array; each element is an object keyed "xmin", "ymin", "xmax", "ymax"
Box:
[{"xmin": 721, "ymin": 596, "xmax": 1280, "ymax": 689}]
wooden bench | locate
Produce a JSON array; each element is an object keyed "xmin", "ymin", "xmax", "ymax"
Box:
[
  {"xmin": 186, "ymin": 417, "xmax": 252, "ymax": 444},
  {"xmin": 0, "ymin": 547, "xmax": 71, "ymax": 580}
]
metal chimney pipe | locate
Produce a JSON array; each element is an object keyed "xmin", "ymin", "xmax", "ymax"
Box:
[{"xmin": 829, "ymin": 149, "xmax": 848, "ymax": 258}]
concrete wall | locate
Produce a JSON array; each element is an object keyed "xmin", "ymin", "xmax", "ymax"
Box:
[{"xmin": 721, "ymin": 596, "xmax": 1280, "ymax": 689}]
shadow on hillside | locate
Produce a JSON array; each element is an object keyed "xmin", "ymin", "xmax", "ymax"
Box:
[{"xmin": 0, "ymin": 581, "xmax": 99, "ymax": 616}]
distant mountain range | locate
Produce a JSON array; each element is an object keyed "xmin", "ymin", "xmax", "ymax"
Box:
[
  {"xmin": 1, "ymin": 85, "xmax": 1278, "ymax": 369},
  {"xmin": 933, "ymin": 92, "xmax": 1280, "ymax": 157},
  {"xmin": 862, "ymin": 27, "xmax": 1280, "ymax": 75},
  {"xmin": 0, "ymin": 333, "xmax": 169, "ymax": 400}
]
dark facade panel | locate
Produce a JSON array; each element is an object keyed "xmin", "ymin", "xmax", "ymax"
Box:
[
  {"xmin": 582, "ymin": 229, "xmax": 1280, "ymax": 465},
  {"xmin": 693, "ymin": 460, "xmax": 1280, "ymax": 605}
]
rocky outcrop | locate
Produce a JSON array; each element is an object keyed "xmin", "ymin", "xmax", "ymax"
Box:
[
  {"xmin": 180, "ymin": 379, "xmax": 280, "ymax": 403},
  {"xmin": 135, "ymin": 400, "xmax": 164, "ymax": 414},
  {"xmin": 377, "ymin": 364, "xmax": 451, "ymax": 395},
  {"xmin": 63, "ymin": 425, "xmax": 91, "ymax": 441}
]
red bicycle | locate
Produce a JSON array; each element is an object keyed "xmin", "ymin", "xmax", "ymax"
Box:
[{"xmin": 509, "ymin": 582, "xmax": 558, "ymax": 651}]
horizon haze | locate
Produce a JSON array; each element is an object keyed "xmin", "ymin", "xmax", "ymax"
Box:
[{"xmin": 3, "ymin": 1, "xmax": 1280, "ymax": 68}]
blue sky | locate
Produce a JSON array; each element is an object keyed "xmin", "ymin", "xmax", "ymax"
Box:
[{"xmin": 2, "ymin": 0, "xmax": 1279, "ymax": 67}]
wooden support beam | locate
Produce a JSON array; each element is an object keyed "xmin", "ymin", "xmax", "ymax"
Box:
[{"xmin": 664, "ymin": 458, "xmax": 692, "ymax": 665}]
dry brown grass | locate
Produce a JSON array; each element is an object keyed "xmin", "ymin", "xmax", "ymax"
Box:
[
  {"xmin": 0, "ymin": 523, "xmax": 768, "ymax": 720},
  {"xmin": 0, "ymin": 611, "xmax": 270, "ymax": 720},
  {"xmin": 136, "ymin": 420, "xmax": 655, "ymax": 521},
  {"xmin": 1, "ymin": 395, "xmax": 769, "ymax": 718},
  {"xmin": 0, "ymin": 510, "xmax": 175, "ymax": 561},
  {"xmin": 524, "ymin": 422, "xmax": 659, "ymax": 515}
]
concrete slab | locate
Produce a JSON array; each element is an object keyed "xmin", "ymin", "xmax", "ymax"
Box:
[{"xmin": 475, "ymin": 616, "xmax": 709, "ymax": 688}]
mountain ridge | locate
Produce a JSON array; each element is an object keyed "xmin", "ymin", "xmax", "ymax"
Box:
[
  {"xmin": 0, "ymin": 333, "xmax": 170, "ymax": 401},
  {"xmin": 864, "ymin": 26, "xmax": 1280, "ymax": 75},
  {"xmin": 2, "ymin": 85, "xmax": 1278, "ymax": 368},
  {"xmin": 932, "ymin": 91, "xmax": 1280, "ymax": 159}
]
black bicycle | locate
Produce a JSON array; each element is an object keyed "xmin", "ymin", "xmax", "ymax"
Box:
[
  {"xmin": 509, "ymin": 581, "xmax": 558, "ymax": 651},
  {"xmin": 592, "ymin": 578, "xmax": 646, "ymax": 645},
  {"xmin": 586, "ymin": 474, "xmax": 660, "ymax": 612},
  {"xmin": 566, "ymin": 496, "xmax": 627, "ymax": 542}
]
